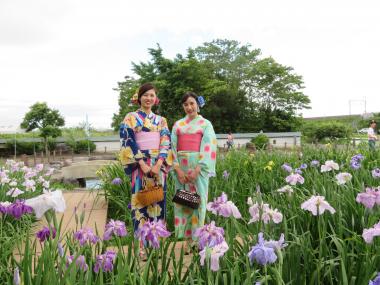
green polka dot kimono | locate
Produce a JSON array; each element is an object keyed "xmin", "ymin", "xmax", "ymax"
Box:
[{"xmin": 171, "ymin": 115, "xmax": 217, "ymax": 240}]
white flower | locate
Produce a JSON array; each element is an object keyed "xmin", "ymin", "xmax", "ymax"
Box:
[
  {"xmin": 277, "ymin": 185, "xmax": 294, "ymax": 195},
  {"xmin": 335, "ymin": 172, "xmax": 352, "ymax": 185},
  {"xmin": 262, "ymin": 208, "xmax": 283, "ymax": 224},
  {"xmin": 1, "ymin": 177, "xmax": 11, "ymax": 185},
  {"xmin": 199, "ymin": 241, "xmax": 229, "ymax": 271},
  {"xmin": 23, "ymin": 179, "xmax": 36, "ymax": 191},
  {"xmin": 0, "ymin": 201, "xmax": 12, "ymax": 207},
  {"xmin": 9, "ymin": 180, "xmax": 18, "ymax": 187},
  {"xmin": 248, "ymin": 202, "xmax": 283, "ymax": 224},
  {"xmin": 25, "ymin": 190, "xmax": 66, "ymax": 218},
  {"xmin": 43, "ymin": 180, "xmax": 50, "ymax": 189},
  {"xmin": 301, "ymin": 195, "xmax": 336, "ymax": 216},
  {"xmin": 6, "ymin": 188, "xmax": 24, "ymax": 197},
  {"xmin": 321, "ymin": 160, "xmax": 339, "ymax": 172},
  {"xmin": 285, "ymin": 173, "xmax": 304, "ymax": 185}
]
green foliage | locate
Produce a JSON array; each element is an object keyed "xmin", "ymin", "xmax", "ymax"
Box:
[
  {"xmin": 112, "ymin": 39, "xmax": 310, "ymax": 132},
  {"xmin": 251, "ymin": 134, "xmax": 269, "ymax": 149},
  {"xmin": 20, "ymin": 102, "xmax": 65, "ymax": 153},
  {"xmin": 303, "ymin": 122, "xmax": 352, "ymax": 143},
  {"xmin": 4, "ymin": 146, "xmax": 380, "ymax": 283},
  {"xmin": 4, "ymin": 140, "xmax": 42, "ymax": 155},
  {"xmin": 20, "ymin": 102, "xmax": 65, "ymax": 137},
  {"xmin": 66, "ymin": 139, "xmax": 96, "ymax": 154}
]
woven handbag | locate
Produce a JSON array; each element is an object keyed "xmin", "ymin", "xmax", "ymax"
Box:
[
  {"xmin": 172, "ymin": 185, "xmax": 200, "ymax": 209},
  {"xmin": 136, "ymin": 175, "xmax": 164, "ymax": 207}
]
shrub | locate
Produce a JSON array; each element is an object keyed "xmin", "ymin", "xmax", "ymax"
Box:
[
  {"xmin": 251, "ymin": 134, "xmax": 269, "ymax": 150},
  {"xmin": 68, "ymin": 139, "xmax": 96, "ymax": 154},
  {"xmin": 302, "ymin": 122, "xmax": 352, "ymax": 143},
  {"xmin": 4, "ymin": 141, "xmax": 43, "ymax": 155}
]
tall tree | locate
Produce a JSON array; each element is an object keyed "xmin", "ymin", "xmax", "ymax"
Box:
[
  {"xmin": 20, "ymin": 102, "xmax": 65, "ymax": 155},
  {"xmin": 112, "ymin": 39, "xmax": 310, "ymax": 133}
]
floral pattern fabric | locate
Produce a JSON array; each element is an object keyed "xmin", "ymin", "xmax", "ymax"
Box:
[{"xmin": 120, "ymin": 110, "xmax": 171, "ymax": 233}]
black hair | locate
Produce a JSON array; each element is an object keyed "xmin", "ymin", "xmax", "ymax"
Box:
[
  {"xmin": 138, "ymin": 83, "xmax": 157, "ymax": 105},
  {"xmin": 181, "ymin": 91, "xmax": 198, "ymax": 105}
]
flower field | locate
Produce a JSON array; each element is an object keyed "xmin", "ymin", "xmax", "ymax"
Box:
[{"xmin": 2, "ymin": 144, "xmax": 380, "ymax": 284}]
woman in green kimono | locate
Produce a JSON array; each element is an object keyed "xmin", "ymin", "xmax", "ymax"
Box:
[{"xmin": 171, "ymin": 92, "xmax": 217, "ymax": 248}]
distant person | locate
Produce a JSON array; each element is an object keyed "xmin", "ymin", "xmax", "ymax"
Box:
[
  {"xmin": 226, "ymin": 131, "xmax": 234, "ymax": 150},
  {"xmin": 368, "ymin": 120, "xmax": 378, "ymax": 150}
]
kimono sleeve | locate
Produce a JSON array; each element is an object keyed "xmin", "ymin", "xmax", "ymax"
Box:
[
  {"xmin": 119, "ymin": 113, "xmax": 144, "ymax": 167},
  {"xmin": 198, "ymin": 121, "xmax": 217, "ymax": 177},
  {"xmin": 169, "ymin": 122, "xmax": 180, "ymax": 168},
  {"xmin": 158, "ymin": 117, "xmax": 171, "ymax": 162}
]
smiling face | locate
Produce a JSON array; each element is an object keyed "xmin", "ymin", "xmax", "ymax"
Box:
[
  {"xmin": 182, "ymin": 96, "xmax": 198, "ymax": 118},
  {"xmin": 140, "ymin": 89, "xmax": 157, "ymax": 111}
]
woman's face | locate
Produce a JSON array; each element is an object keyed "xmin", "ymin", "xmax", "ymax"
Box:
[
  {"xmin": 182, "ymin": 96, "xmax": 198, "ymax": 117},
  {"xmin": 140, "ymin": 89, "xmax": 156, "ymax": 110}
]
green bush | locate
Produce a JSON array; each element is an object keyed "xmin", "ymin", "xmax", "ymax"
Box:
[
  {"xmin": 251, "ymin": 134, "xmax": 269, "ymax": 149},
  {"xmin": 302, "ymin": 122, "xmax": 352, "ymax": 143},
  {"xmin": 4, "ymin": 141, "xmax": 43, "ymax": 155},
  {"xmin": 68, "ymin": 139, "xmax": 96, "ymax": 154}
]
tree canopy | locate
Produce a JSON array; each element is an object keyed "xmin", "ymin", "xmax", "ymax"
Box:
[
  {"xmin": 20, "ymin": 102, "xmax": 65, "ymax": 152},
  {"xmin": 112, "ymin": 39, "xmax": 310, "ymax": 133}
]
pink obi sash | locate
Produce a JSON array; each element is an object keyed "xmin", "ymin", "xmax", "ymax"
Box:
[
  {"xmin": 177, "ymin": 133, "xmax": 202, "ymax": 152},
  {"xmin": 135, "ymin": 132, "xmax": 160, "ymax": 150}
]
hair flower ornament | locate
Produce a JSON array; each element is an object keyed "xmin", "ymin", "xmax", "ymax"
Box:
[
  {"xmin": 130, "ymin": 93, "xmax": 139, "ymax": 105},
  {"xmin": 197, "ymin": 96, "xmax": 206, "ymax": 108}
]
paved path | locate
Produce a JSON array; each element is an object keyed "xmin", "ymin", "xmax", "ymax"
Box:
[{"xmin": 14, "ymin": 189, "xmax": 108, "ymax": 256}]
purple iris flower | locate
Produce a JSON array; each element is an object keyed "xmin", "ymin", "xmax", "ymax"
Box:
[
  {"xmin": 222, "ymin": 170, "xmax": 230, "ymax": 180},
  {"xmin": 36, "ymin": 226, "xmax": 57, "ymax": 242},
  {"xmin": 94, "ymin": 250, "xmax": 116, "ymax": 273},
  {"xmin": 74, "ymin": 228, "xmax": 100, "ymax": 246},
  {"xmin": 369, "ymin": 272, "xmax": 380, "ymax": 285},
  {"xmin": 103, "ymin": 219, "xmax": 127, "ymax": 240},
  {"xmin": 7, "ymin": 200, "xmax": 33, "ymax": 219},
  {"xmin": 281, "ymin": 163, "xmax": 292, "ymax": 173},
  {"xmin": 135, "ymin": 219, "xmax": 171, "ymax": 248},
  {"xmin": 206, "ymin": 192, "xmax": 241, "ymax": 218},
  {"xmin": 111, "ymin": 178, "xmax": 122, "ymax": 185},
  {"xmin": 350, "ymin": 154, "xmax": 364, "ymax": 170},
  {"xmin": 194, "ymin": 221, "xmax": 225, "ymax": 250},
  {"xmin": 310, "ymin": 160, "xmax": 320, "ymax": 167},
  {"xmin": 66, "ymin": 255, "xmax": 89, "ymax": 271},
  {"xmin": 58, "ymin": 242, "xmax": 64, "ymax": 257},
  {"xmin": 247, "ymin": 233, "xmax": 278, "ymax": 265},
  {"xmin": 372, "ymin": 168, "xmax": 380, "ymax": 178}
]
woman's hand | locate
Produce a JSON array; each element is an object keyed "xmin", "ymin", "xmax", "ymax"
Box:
[
  {"xmin": 187, "ymin": 167, "xmax": 201, "ymax": 183},
  {"xmin": 151, "ymin": 159, "xmax": 163, "ymax": 176},
  {"xmin": 139, "ymin": 160, "xmax": 151, "ymax": 174},
  {"xmin": 175, "ymin": 167, "xmax": 188, "ymax": 184}
]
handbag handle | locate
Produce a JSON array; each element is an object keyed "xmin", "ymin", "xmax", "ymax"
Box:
[{"xmin": 143, "ymin": 172, "xmax": 162, "ymax": 187}]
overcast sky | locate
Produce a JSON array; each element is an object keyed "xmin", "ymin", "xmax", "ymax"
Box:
[{"xmin": 1, "ymin": 0, "xmax": 379, "ymax": 130}]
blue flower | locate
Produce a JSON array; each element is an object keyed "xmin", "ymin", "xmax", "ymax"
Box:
[
  {"xmin": 248, "ymin": 233, "xmax": 277, "ymax": 265},
  {"xmin": 310, "ymin": 160, "xmax": 320, "ymax": 167},
  {"xmin": 281, "ymin": 163, "xmax": 292, "ymax": 173},
  {"xmin": 300, "ymin": 163, "xmax": 308, "ymax": 169},
  {"xmin": 112, "ymin": 177, "xmax": 122, "ymax": 185},
  {"xmin": 197, "ymin": 96, "xmax": 206, "ymax": 108},
  {"xmin": 369, "ymin": 272, "xmax": 380, "ymax": 285}
]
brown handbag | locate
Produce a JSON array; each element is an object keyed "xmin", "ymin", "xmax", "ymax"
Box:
[
  {"xmin": 136, "ymin": 175, "xmax": 164, "ymax": 207},
  {"xmin": 172, "ymin": 184, "xmax": 200, "ymax": 209}
]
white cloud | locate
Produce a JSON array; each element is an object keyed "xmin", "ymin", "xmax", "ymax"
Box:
[{"xmin": 1, "ymin": 0, "xmax": 380, "ymax": 129}]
